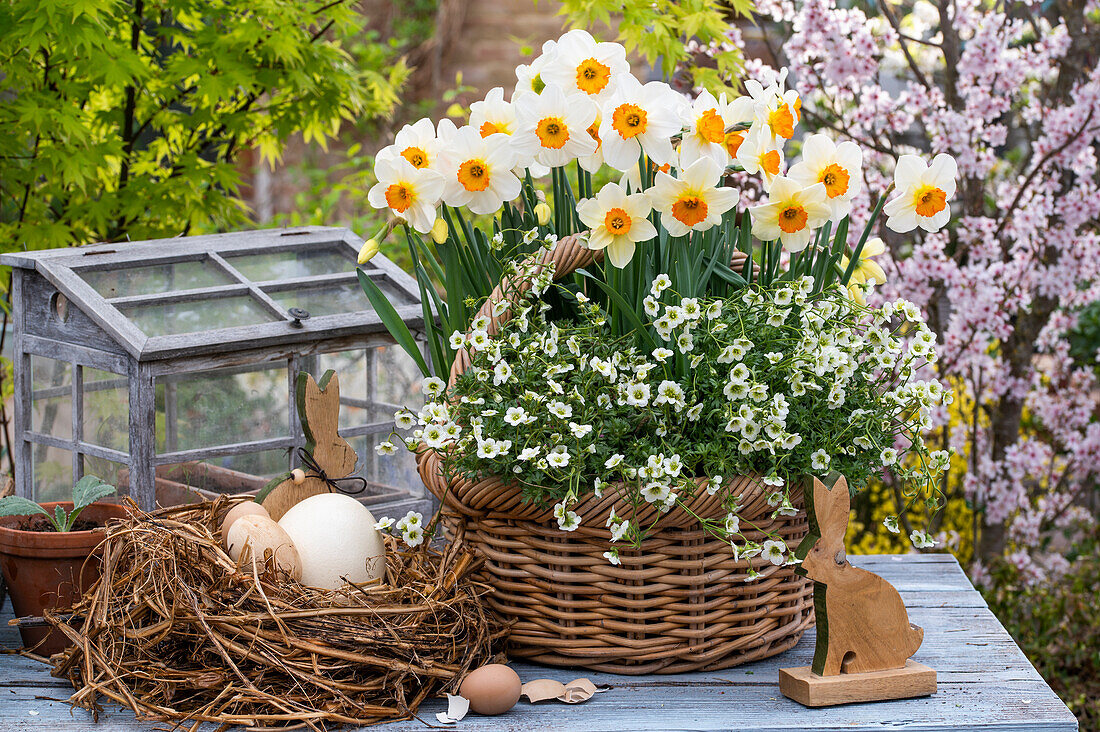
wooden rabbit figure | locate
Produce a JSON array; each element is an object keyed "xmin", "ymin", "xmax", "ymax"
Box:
[
  {"xmin": 779, "ymin": 473, "xmax": 936, "ymax": 706},
  {"xmin": 256, "ymin": 370, "xmax": 359, "ymax": 521}
]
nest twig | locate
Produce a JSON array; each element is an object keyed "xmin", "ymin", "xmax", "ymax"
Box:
[{"xmin": 46, "ymin": 497, "xmax": 505, "ymax": 731}]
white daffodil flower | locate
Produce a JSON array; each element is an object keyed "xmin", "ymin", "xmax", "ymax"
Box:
[
  {"xmin": 648, "ymin": 157, "xmax": 739, "ymax": 237},
  {"xmin": 367, "ymin": 155, "xmax": 445, "ymax": 234},
  {"xmin": 749, "ymin": 175, "xmax": 831, "ymax": 252},
  {"xmin": 513, "ymin": 83, "xmax": 598, "ymax": 168},
  {"xmin": 598, "ymin": 75, "xmax": 687, "ymax": 171},
  {"xmin": 540, "ymin": 28, "xmax": 630, "ymax": 103},
  {"xmin": 884, "ymin": 153, "xmax": 957, "ymax": 233},
  {"xmin": 788, "ymin": 133, "xmax": 863, "ymax": 222},
  {"xmin": 575, "ymin": 181, "xmax": 657, "ymax": 267},
  {"xmin": 437, "ymin": 125, "xmax": 520, "ymax": 215}
]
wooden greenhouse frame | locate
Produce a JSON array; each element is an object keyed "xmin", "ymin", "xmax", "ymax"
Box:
[{"xmin": 1, "ymin": 227, "xmax": 430, "ymax": 516}]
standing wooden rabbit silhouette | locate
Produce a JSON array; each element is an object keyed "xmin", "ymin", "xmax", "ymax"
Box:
[
  {"xmin": 256, "ymin": 370, "xmax": 362, "ymax": 521},
  {"xmin": 779, "ymin": 473, "xmax": 937, "ymax": 706}
]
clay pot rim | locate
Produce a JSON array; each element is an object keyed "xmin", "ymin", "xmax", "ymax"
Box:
[
  {"xmin": 0, "ymin": 501, "xmax": 128, "ymax": 534},
  {"xmin": 0, "ymin": 502, "xmax": 130, "ymax": 557}
]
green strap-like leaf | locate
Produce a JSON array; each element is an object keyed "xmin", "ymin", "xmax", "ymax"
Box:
[
  {"xmin": 576, "ymin": 269, "xmax": 659, "ymax": 352},
  {"xmin": 358, "ymin": 268, "xmax": 432, "ymax": 377}
]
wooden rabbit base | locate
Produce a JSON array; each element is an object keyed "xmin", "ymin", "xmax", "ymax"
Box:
[{"xmin": 779, "ymin": 660, "xmax": 937, "ymax": 707}]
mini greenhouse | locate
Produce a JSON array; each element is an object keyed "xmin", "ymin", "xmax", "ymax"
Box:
[{"xmin": 1, "ymin": 227, "xmax": 430, "ymax": 518}]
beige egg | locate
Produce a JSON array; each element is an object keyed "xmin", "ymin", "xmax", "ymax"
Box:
[
  {"xmin": 277, "ymin": 493, "xmax": 386, "ymax": 590},
  {"xmin": 220, "ymin": 501, "xmax": 270, "ymax": 547},
  {"xmin": 459, "ymin": 664, "xmax": 522, "ymax": 715},
  {"xmin": 226, "ymin": 515, "xmax": 302, "ymax": 581}
]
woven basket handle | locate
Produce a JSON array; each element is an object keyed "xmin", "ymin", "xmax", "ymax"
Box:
[
  {"xmin": 446, "ymin": 241, "xmax": 754, "ymax": 388},
  {"xmin": 448, "ymin": 233, "xmax": 599, "ymax": 389}
]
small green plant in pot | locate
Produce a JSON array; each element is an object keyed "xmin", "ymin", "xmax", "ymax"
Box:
[{"xmin": 0, "ymin": 476, "xmax": 126, "ymax": 656}]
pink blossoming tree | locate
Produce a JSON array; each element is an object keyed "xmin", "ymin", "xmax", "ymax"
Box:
[{"xmin": 700, "ymin": 0, "xmax": 1100, "ymax": 579}]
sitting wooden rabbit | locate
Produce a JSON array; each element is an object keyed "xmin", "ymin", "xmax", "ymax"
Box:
[
  {"xmin": 257, "ymin": 370, "xmax": 359, "ymax": 521},
  {"xmin": 797, "ymin": 473, "xmax": 925, "ymax": 676}
]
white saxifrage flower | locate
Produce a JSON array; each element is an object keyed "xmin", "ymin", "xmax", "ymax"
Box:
[
  {"xmin": 438, "ymin": 126, "xmax": 520, "ymax": 215},
  {"xmin": 749, "ymin": 176, "xmax": 831, "ymax": 252},
  {"xmin": 367, "ymin": 156, "xmax": 444, "ymax": 234},
  {"xmin": 541, "ymin": 29, "xmax": 629, "ymax": 103},
  {"xmin": 788, "ymin": 133, "xmax": 863, "ymax": 222},
  {"xmin": 884, "ymin": 153, "xmax": 957, "ymax": 233},
  {"xmin": 648, "ymin": 157, "xmax": 739, "ymax": 237},
  {"xmin": 679, "ymin": 90, "xmax": 734, "ymax": 169},
  {"xmin": 599, "ymin": 76, "xmax": 687, "ymax": 171},
  {"xmin": 513, "ymin": 84, "xmax": 598, "ymax": 168},
  {"xmin": 576, "ymin": 181, "xmax": 657, "ymax": 267},
  {"xmin": 761, "ymin": 538, "xmax": 788, "ymax": 565}
]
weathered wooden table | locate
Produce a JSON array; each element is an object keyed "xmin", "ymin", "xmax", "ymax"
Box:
[{"xmin": 0, "ymin": 554, "xmax": 1078, "ymax": 731}]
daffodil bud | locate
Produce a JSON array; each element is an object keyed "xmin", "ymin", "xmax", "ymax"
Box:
[
  {"xmin": 357, "ymin": 238, "xmax": 380, "ymax": 265},
  {"xmin": 430, "ymin": 217, "xmax": 449, "ymax": 244},
  {"xmin": 534, "ymin": 202, "xmax": 552, "ymax": 226}
]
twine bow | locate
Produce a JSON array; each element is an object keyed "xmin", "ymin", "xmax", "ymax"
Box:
[{"xmin": 296, "ymin": 448, "xmax": 367, "ymax": 496}]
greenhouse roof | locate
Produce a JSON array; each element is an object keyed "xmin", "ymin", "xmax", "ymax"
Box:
[{"xmin": 0, "ymin": 227, "xmax": 423, "ymax": 361}]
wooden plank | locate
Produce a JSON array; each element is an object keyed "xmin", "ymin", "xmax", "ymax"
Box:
[
  {"xmin": 0, "ymin": 679, "xmax": 1075, "ymax": 732},
  {"xmin": 0, "ymin": 227, "xmax": 350, "ymax": 269},
  {"xmin": 12, "ymin": 269, "xmax": 32, "ymax": 499},
  {"xmin": 0, "ymin": 556, "xmax": 1077, "ymax": 732},
  {"xmin": 127, "ymin": 363, "xmax": 156, "ymax": 510},
  {"xmin": 143, "ymin": 331, "xmax": 409, "ymax": 377},
  {"xmin": 21, "ymin": 334, "xmax": 129, "ymax": 375},
  {"xmin": 151, "ymin": 437, "xmax": 295, "ymax": 466}
]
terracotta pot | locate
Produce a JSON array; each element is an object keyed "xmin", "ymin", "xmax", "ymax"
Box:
[{"xmin": 0, "ymin": 501, "xmax": 128, "ymax": 655}]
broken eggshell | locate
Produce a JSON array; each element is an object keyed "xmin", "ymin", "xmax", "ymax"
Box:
[{"xmin": 521, "ymin": 677, "xmax": 607, "ymax": 704}]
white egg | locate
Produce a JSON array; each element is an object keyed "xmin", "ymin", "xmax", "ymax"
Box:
[{"xmin": 276, "ymin": 493, "xmax": 386, "ymax": 589}]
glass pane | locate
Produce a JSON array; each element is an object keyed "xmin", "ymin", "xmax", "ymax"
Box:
[
  {"xmin": 315, "ymin": 350, "xmax": 388, "ymax": 428},
  {"xmin": 120, "ymin": 294, "xmax": 276, "ymax": 337},
  {"xmin": 31, "ymin": 442, "xmax": 72, "ymax": 503},
  {"xmin": 156, "ymin": 362, "xmax": 288, "ymax": 453},
  {"xmin": 373, "ymin": 343, "xmax": 426, "ymax": 411},
  {"xmin": 346, "ymin": 433, "xmax": 423, "ymax": 498},
  {"xmin": 82, "ymin": 259, "xmax": 235, "ymax": 298},
  {"xmin": 265, "ymin": 279, "xmax": 412, "ymax": 318},
  {"xmin": 212, "ymin": 449, "xmax": 289, "ymax": 482},
  {"xmin": 155, "ymin": 460, "xmax": 272, "ymax": 503},
  {"xmin": 31, "ymin": 356, "xmax": 71, "ymax": 440},
  {"xmin": 227, "ymin": 247, "xmax": 353, "ymax": 282},
  {"xmin": 84, "ymin": 368, "xmax": 129, "ymax": 452},
  {"xmin": 82, "ymin": 455, "xmax": 129, "ymax": 499}
]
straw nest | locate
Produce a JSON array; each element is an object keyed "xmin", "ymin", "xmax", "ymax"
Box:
[{"xmin": 46, "ymin": 497, "xmax": 505, "ymax": 731}]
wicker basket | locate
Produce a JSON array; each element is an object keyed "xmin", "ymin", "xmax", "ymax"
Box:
[{"xmin": 417, "ymin": 234, "xmax": 814, "ymax": 674}]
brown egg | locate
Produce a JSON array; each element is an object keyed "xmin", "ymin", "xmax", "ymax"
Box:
[
  {"xmin": 225, "ymin": 515, "xmax": 302, "ymax": 581},
  {"xmin": 221, "ymin": 501, "xmax": 270, "ymax": 547},
  {"xmin": 459, "ymin": 663, "xmax": 522, "ymax": 715}
]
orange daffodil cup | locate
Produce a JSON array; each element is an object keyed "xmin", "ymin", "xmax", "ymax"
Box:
[{"xmin": 367, "ymin": 29, "xmax": 958, "ymax": 311}]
